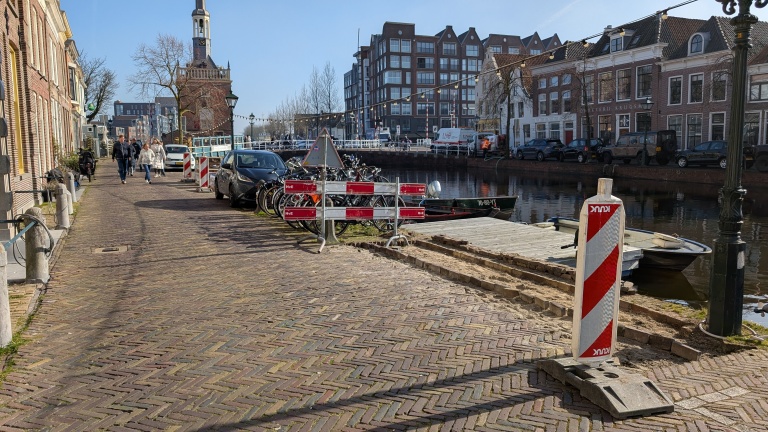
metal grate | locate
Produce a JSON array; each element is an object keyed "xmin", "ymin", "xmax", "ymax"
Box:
[{"xmin": 92, "ymin": 246, "xmax": 129, "ymax": 254}]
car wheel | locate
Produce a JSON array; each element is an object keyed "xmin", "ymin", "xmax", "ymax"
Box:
[
  {"xmin": 719, "ymin": 158, "xmax": 727, "ymax": 169},
  {"xmin": 516, "ymin": 151, "xmax": 524, "ymax": 160},
  {"xmin": 602, "ymin": 153, "xmax": 613, "ymax": 164},
  {"xmin": 536, "ymin": 152, "xmax": 545, "ymax": 162},
  {"xmin": 214, "ymin": 180, "xmax": 224, "ymax": 200},
  {"xmin": 229, "ymin": 185, "xmax": 240, "ymax": 208},
  {"xmin": 677, "ymin": 157, "xmax": 688, "ymax": 168}
]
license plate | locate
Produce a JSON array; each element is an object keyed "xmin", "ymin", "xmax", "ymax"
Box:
[{"xmin": 176, "ymin": 161, "xmax": 183, "ymax": 166}]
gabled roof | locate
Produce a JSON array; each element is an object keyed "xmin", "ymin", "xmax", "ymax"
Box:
[
  {"xmin": 750, "ymin": 44, "xmax": 768, "ymax": 65},
  {"xmin": 589, "ymin": 15, "xmax": 707, "ymax": 59}
]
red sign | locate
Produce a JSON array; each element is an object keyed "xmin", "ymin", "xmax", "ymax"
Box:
[
  {"xmin": 346, "ymin": 182, "xmax": 375, "ymax": 195},
  {"xmin": 345, "ymin": 207, "xmax": 374, "ymax": 220},
  {"xmin": 283, "ymin": 207, "xmax": 317, "ymax": 221},
  {"xmin": 284, "ymin": 180, "xmax": 317, "ymax": 194},
  {"xmin": 399, "ymin": 207, "xmax": 425, "ymax": 219},
  {"xmin": 399, "ymin": 183, "xmax": 427, "ymax": 196}
]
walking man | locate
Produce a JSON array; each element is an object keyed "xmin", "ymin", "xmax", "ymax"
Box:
[
  {"xmin": 112, "ymin": 134, "xmax": 134, "ymax": 184},
  {"xmin": 130, "ymin": 138, "xmax": 142, "ymax": 176}
]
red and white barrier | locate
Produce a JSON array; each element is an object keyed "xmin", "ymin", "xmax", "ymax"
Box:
[
  {"xmin": 284, "ymin": 180, "xmax": 426, "ymax": 196},
  {"xmin": 284, "ymin": 206, "xmax": 424, "ymax": 221},
  {"xmin": 197, "ymin": 157, "xmax": 209, "ymax": 192},
  {"xmin": 572, "ymin": 178, "xmax": 625, "ymax": 365},
  {"xmin": 183, "ymin": 152, "xmax": 193, "ymax": 180}
]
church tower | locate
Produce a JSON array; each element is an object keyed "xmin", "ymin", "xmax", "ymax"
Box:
[{"xmin": 192, "ymin": 0, "xmax": 211, "ymax": 64}]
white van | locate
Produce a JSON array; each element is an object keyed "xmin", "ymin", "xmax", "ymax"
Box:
[
  {"xmin": 472, "ymin": 132, "xmax": 499, "ymax": 157},
  {"xmin": 431, "ymin": 128, "xmax": 477, "ymax": 154}
]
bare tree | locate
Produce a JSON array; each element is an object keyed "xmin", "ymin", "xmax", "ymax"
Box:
[
  {"xmin": 80, "ymin": 52, "xmax": 118, "ymax": 123},
  {"xmin": 320, "ymin": 62, "xmax": 341, "ymax": 113}
]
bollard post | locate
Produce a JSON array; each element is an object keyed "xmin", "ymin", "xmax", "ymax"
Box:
[
  {"xmin": 0, "ymin": 246, "xmax": 12, "ymax": 347},
  {"xmin": 25, "ymin": 207, "xmax": 49, "ymax": 284},
  {"xmin": 322, "ymin": 197, "xmax": 339, "ymax": 245},
  {"xmin": 55, "ymin": 183, "xmax": 71, "ymax": 230},
  {"xmin": 67, "ymin": 172, "xmax": 78, "ymax": 203}
]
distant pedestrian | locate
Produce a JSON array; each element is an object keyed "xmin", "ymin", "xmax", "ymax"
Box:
[
  {"xmin": 130, "ymin": 138, "xmax": 142, "ymax": 176},
  {"xmin": 111, "ymin": 134, "xmax": 133, "ymax": 184},
  {"xmin": 150, "ymin": 138, "xmax": 166, "ymax": 177},
  {"xmin": 137, "ymin": 142, "xmax": 156, "ymax": 184}
]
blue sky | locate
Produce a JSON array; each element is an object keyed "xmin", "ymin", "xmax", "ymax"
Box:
[{"xmin": 62, "ymin": 0, "xmax": 758, "ymax": 132}]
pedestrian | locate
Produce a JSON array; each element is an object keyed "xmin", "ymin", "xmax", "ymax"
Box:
[
  {"xmin": 130, "ymin": 138, "xmax": 142, "ymax": 176},
  {"xmin": 136, "ymin": 142, "xmax": 156, "ymax": 184},
  {"xmin": 111, "ymin": 134, "xmax": 134, "ymax": 184},
  {"xmin": 150, "ymin": 138, "xmax": 166, "ymax": 177}
]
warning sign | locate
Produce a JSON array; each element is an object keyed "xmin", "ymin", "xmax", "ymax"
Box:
[{"xmin": 302, "ymin": 129, "xmax": 344, "ymax": 168}]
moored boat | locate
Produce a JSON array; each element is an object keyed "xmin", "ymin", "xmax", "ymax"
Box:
[
  {"xmin": 408, "ymin": 181, "xmax": 518, "ymax": 222},
  {"xmin": 548, "ymin": 217, "xmax": 711, "ymax": 272}
]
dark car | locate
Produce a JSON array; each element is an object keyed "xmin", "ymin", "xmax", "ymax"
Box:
[
  {"xmin": 559, "ymin": 138, "xmax": 604, "ymax": 163},
  {"xmin": 213, "ymin": 149, "xmax": 288, "ymax": 207},
  {"xmin": 515, "ymin": 138, "xmax": 564, "ymax": 161},
  {"xmin": 675, "ymin": 140, "xmax": 755, "ymax": 169}
]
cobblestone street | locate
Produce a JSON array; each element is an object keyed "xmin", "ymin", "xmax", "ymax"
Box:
[{"xmin": 0, "ymin": 170, "xmax": 766, "ymax": 431}]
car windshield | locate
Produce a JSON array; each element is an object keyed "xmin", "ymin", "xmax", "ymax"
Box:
[
  {"xmin": 166, "ymin": 146, "xmax": 189, "ymax": 154},
  {"xmin": 237, "ymin": 153, "xmax": 284, "ymax": 169}
]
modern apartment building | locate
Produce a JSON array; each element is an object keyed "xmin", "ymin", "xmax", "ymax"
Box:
[{"xmin": 345, "ymin": 22, "xmax": 560, "ymax": 140}]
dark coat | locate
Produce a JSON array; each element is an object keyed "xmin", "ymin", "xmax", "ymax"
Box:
[
  {"xmin": 112, "ymin": 141, "xmax": 134, "ymax": 161},
  {"xmin": 131, "ymin": 142, "xmax": 142, "ymax": 159}
]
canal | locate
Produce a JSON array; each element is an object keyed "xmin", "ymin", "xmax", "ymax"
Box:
[{"xmin": 381, "ymin": 166, "xmax": 768, "ymax": 327}]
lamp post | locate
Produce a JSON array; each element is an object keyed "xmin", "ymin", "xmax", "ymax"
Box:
[
  {"xmin": 248, "ymin": 113, "xmax": 255, "ymax": 143},
  {"xmin": 708, "ymin": 0, "xmax": 766, "ymax": 337},
  {"xmin": 640, "ymin": 97, "xmax": 654, "ymax": 166},
  {"xmin": 225, "ymin": 91, "xmax": 239, "ymax": 146}
]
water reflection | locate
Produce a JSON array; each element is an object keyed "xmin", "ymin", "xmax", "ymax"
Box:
[{"xmin": 385, "ymin": 168, "xmax": 768, "ymax": 326}]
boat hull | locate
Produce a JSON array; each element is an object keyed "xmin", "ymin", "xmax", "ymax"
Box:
[{"xmin": 412, "ymin": 196, "xmax": 517, "ymax": 223}]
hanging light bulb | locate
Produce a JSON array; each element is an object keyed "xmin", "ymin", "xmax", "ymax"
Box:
[
  {"xmin": 454, "ymin": 83, "xmax": 459, "ymax": 89},
  {"xmin": 474, "ymin": 75, "xmax": 479, "ymax": 83},
  {"xmin": 436, "ymin": 88, "xmax": 442, "ymax": 94},
  {"xmin": 520, "ymin": 60, "xmax": 526, "ymax": 68},
  {"xmin": 406, "ymin": 96, "xmax": 411, "ymax": 102},
  {"xmin": 549, "ymin": 52, "xmax": 554, "ymax": 60},
  {"xmin": 582, "ymin": 40, "xmax": 589, "ymax": 48}
]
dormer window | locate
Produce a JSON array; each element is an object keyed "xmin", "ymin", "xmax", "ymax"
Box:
[
  {"xmin": 690, "ymin": 34, "xmax": 703, "ymax": 54},
  {"xmin": 610, "ymin": 37, "xmax": 623, "ymax": 52}
]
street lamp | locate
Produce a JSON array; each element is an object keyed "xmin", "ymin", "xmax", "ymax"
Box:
[
  {"xmin": 640, "ymin": 97, "xmax": 654, "ymax": 166},
  {"xmin": 708, "ymin": 0, "xmax": 766, "ymax": 337},
  {"xmin": 225, "ymin": 91, "xmax": 239, "ymax": 146},
  {"xmin": 249, "ymin": 113, "xmax": 255, "ymax": 143}
]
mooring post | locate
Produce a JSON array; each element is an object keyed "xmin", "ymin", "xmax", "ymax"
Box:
[
  {"xmin": 55, "ymin": 183, "xmax": 71, "ymax": 230},
  {"xmin": 323, "ymin": 196, "xmax": 339, "ymax": 246},
  {"xmin": 0, "ymin": 245, "xmax": 12, "ymax": 347},
  {"xmin": 67, "ymin": 172, "xmax": 78, "ymax": 203},
  {"xmin": 25, "ymin": 207, "xmax": 50, "ymax": 284}
]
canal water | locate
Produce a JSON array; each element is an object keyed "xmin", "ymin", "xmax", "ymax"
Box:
[{"xmin": 384, "ymin": 167, "xmax": 768, "ymax": 327}]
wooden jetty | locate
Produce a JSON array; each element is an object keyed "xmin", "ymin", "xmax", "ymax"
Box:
[{"xmin": 401, "ymin": 217, "xmax": 642, "ymax": 274}]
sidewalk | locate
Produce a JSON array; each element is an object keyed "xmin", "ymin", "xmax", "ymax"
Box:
[{"xmin": 0, "ymin": 171, "xmax": 766, "ymax": 431}]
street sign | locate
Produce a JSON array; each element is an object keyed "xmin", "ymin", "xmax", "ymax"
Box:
[{"xmin": 303, "ymin": 128, "xmax": 344, "ymax": 168}]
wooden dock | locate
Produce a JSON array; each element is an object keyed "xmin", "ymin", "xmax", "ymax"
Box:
[{"xmin": 401, "ymin": 217, "xmax": 642, "ymax": 273}]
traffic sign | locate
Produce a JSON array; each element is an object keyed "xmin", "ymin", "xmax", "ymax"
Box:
[{"xmin": 303, "ymin": 128, "xmax": 344, "ymax": 168}]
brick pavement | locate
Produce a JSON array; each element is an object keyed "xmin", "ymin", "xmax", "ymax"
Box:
[{"xmin": 0, "ymin": 169, "xmax": 767, "ymax": 431}]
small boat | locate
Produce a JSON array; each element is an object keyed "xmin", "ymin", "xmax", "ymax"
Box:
[
  {"xmin": 410, "ymin": 181, "xmax": 518, "ymax": 222},
  {"xmin": 547, "ymin": 217, "xmax": 712, "ymax": 272}
]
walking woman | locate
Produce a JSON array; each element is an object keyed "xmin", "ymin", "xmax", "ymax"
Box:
[
  {"xmin": 150, "ymin": 138, "xmax": 166, "ymax": 177},
  {"xmin": 136, "ymin": 142, "xmax": 156, "ymax": 184}
]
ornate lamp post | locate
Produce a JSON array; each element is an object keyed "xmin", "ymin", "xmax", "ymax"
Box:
[
  {"xmin": 248, "ymin": 113, "xmax": 255, "ymax": 142},
  {"xmin": 225, "ymin": 91, "xmax": 239, "ymax": 146},
  {"xmin": 708, "ymin": 0, "xmax": 766, "ymax": 337},
  {"xmin": 640, "ymin": 97, "xmax": 654, "ymax": 166}
]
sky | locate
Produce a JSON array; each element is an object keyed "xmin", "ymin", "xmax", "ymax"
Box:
[{"xmin": 61, "ymin": 0, "xmax": 764, "ymax": 133}]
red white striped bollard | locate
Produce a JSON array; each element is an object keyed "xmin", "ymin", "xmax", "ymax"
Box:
[
  {"xmin": 197, "ymin": 157, "xmax": 209, "ymax": 192},
  {"xmin": 183, "ymin": 152, "xmax": 192, "ymax": 181},
  {"xmin": 572, "ymin": 178, "xmax": 625, "ymax": 365}
]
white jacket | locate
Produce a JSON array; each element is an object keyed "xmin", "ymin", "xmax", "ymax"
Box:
[{"xmin": 137, "ymin": 149, "xmax": 156, "ymax": 166}]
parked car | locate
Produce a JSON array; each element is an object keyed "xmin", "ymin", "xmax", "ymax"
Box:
[
  {"xmin": 164, "ymin": 145, "xmax": 195, "ymax": 171},
  {"xmin": 675, "ymin": 140, "xmax": 755, "ymax": 169},
  {"xmin": 559, "ymin": 138, "xmax": 604, "ymax": 163},
  {"xmin": 213, "ymin": 149, "xmax": 288, "ymax": 207},
  {"xmin": 600, "ymin": 130, "xmax": 677, "ymax": 165},
  {"xmin": 515, "ymin": 138, "xmax": 564, "ymax": 161}
]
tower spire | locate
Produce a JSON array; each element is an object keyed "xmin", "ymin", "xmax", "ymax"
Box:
[{"xmin": 192, "ymin": 0, "xmax": 211, "ymax": 62}]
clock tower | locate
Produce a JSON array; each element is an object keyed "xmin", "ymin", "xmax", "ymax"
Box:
[{"xmin": 192, "ymin": 0, "xmax": 210, "ymax": 62}]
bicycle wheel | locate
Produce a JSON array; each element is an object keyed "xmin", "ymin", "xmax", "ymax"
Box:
[{"xmin": 371, "ymin": 195, "xmax": 406, "ymax": 232}]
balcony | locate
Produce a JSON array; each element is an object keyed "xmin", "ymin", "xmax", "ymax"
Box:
[{"xmin": 178, "ymin": 67, "xmax": 231, "ymax": 81}]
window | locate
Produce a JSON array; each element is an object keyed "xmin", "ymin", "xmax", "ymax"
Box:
[
  {"xmin": 536, "ymin": 123, "xmax": 546, "ymax": 138},
  {"xmin": 584, "ymin": 75, "xmax": 594, "ymax": 104},
  {"xmin": 508, "ymin": 47, "xmax": 520, "ymax": 54},
  {"xmin": 538, "ymin": 93, "xmax": 547, "ymax": 115},
  {"xmin": 712, "ymin": 73, "xmax": 727, "ymax": 101},
  {"xmin": 390, "ymin": 55, "xmax": 400, "ymax": 68},
  {"xmin": 439, "ymin": 58, "xmax": 448, "ymax": 69},
  {"xmin": 391, "ymin": 103, "xmax": 400, "ymax": 115},
  {"xmin": 439, "ymin": 73, "xmax": 449, "ymax": 84},
  {"xmin": 599, "ymin": 115, "xmax": 613, "ymax": 144},
  {"xmin": 401, "ymin": 56, "xmax": 411, "ymax": 68},
  {"xmin": 562, "ymin": 74, "xmax": 571, "ymax": 85},
  {"xmin": 636, "ymin": 65, "xmax": 652, "ymax": 98},
  {"xmin": 384, "ymin": 71, "xmax": 402, "ymax": 84},
  {"xmin": 749, "ymin": 73, "xmax": 768, "ymax": 101},
  {"xmin": 524, "ymin": 124, "xmax": 531, "ymax": 139},
  {"xmin": 686, "ymin": 114, "xmax": 702, "ymax": 148},
  {"xmin": 744, "ymin": 112, "xmax": 760, "ymax": 146},
  {"xmin": 636, "ymin": 112, "xmax": 651, "ymax": 132},
  {"xmin": 690, "ymin": 34, "xmax": 703, "ymax": 54},
  {"xmin": 689, "ymin": 73, "xmax": 703, "ymax": 103},
  {"xmin": 550, "ymin": 92, "xmax": 559, "ymax": 114},
  {"xmin": 401, "ymin": 102, "xmax": 412, "ymax": 116},
  {"xmin": 417, "ymin": 57, "xmax": 434, "ymax": 69},
  {"xmin": 416, "ymin": 72, "xmax": 434, "ymax": 85},
  {"xmin": 440, "ymin": 102, "xmax": 450, "ymax": 115},
  {"xmin": 401, "ymin": 40, "xmax": 411, "ymax": 53},
  {"xmin": 538, "ymin": 78, "xmax": 547, "ymax": 89},
  {"xmin": 668, "ymin": 115, "xmax": 683, "ymax": 146},
  {"xmin": 711, "ymin": 113, "xmax": 725, "ymax": 140},
  {"xmin": 450, "ymin": 58, "xmax": 459, "ymax": 70},
  {"xmin": 416, "ymin": 42, "xmax": 434, "ymax": 54},
  {"xmin": 518, "ymin": 101, "xmax": 524, "ymax": 118},
  {"xmin": 669, "ymin": 76, "xmax": 682, "ymax": 105},
  {"xmin": 617, "ymin": 69, "xmax": 631, "ymax": 101},
  {"xmin": 490, "ymin": 45, "xmax": 501, "ymax": 54},
  {"xmin": 562, "ymin": 90, "xmax": 571, "ymax": 113},
  {"xmin": 610, "ymin": 37, "xmax": 623, "ymax": 52},
  {"xmin": 443, "ymin": 42, "xmax": 456, "ymax": 55},
  {"xmin": 530, "ymin": 49, "xmax": 541, "ymax": 55},
  {"xmin": 598, "ymin": 72, "xmax": 613, "ymax": 102},
  {"xmin": 416, "ymin": 103, "xmax": 434, "ymax": 115},
  {"xmin": 466, "ymin": 45, "xmax": 479, "ymax": 57},
  {"xmin": 390, "ymin": 39, "xmax": 400, "ymax": 52},
  {"xmin": 549, "ymin": 122, "xmax": 560, "ymax": 139},
  {"xmin": 391, "ymin": 88, "xmax": 401, "ymax": 100},
  {"xmin": 9, "ymin": 45, "xmax": 25, "ymax": 173},
  {"xmin": 550, "ymin": 76, "xmax": 559, "ymax": 87}
]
